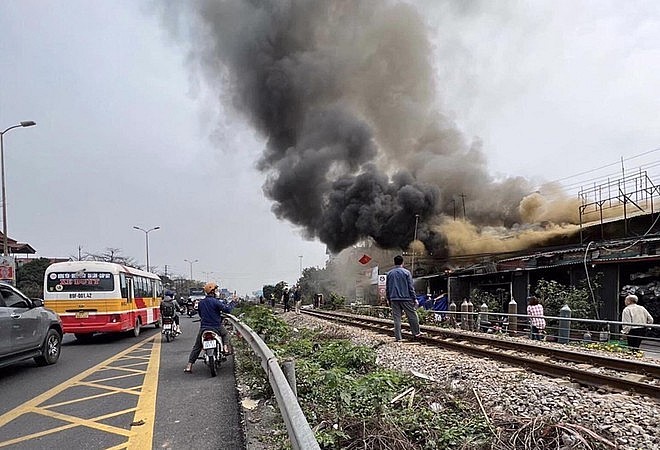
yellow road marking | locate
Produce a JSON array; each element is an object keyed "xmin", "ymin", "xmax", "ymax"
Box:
[
  {"xmin": 126, "ymin": 334, "xmax": 161, "ymax": 449},
  {"xmin": 74, "ymin": 380, "xmax": 142, "ymax": 394},
  {"xmin": 88, "ymin": 372, "xmax": 146, "ymax": 383},
  {"xmin": 0, "ymin": 407, "xmax": 139, "ymax": 448},
  {"xmin": 31, "ymin": 407, "xmax": 132, "ymax": 437},
  {"xmin": 43, "ymin": 389, "xmax": 134, "ymax": 409},
  {"xmin": 0, "ymin": 334, "xmax": 161, "ymax": 449}
]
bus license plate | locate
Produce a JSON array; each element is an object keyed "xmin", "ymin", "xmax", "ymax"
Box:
[
  {"xmin": 75, "ymin": 311, "xmax": 89, "ymax": 319},
  {"xmin": 203, "ymin": 340, "xmax": 216, "ymax": 349},
  {"xmin": 163, "ymin": 324, "xmax": 172, "ymax": 330}
]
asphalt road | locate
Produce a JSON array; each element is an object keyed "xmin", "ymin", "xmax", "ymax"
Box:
[
  {"xmin": 0, "ymin": 315, "xmax": 244, "ymax": 449},
  {"xmin": 154, "ymin": 314, "xmax": 244, "ymax": 449}
]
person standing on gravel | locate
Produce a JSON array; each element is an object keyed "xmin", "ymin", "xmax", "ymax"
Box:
[
  {"xmin": 526, "ymin": 296, "xmax": 546, "ymax": 340},
  {"xmin": 386, "ymin": 255, "xmax": 423, "ymax": 341},
  {"xmin": 621, "ymin": 294, "xmax": 654, "ymax": 351}
]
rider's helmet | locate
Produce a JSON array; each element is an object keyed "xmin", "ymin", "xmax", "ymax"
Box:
[
  {"xmin": 203, "ymin": 282, "xmax": 218, "ymax": 295},
  {"xmin": 164, "ymin": 289, "xmax": 174, "ymax": 298}
]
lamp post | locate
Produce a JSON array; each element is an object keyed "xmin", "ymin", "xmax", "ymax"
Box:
[
  {"xmin": 411, "ymin": 214, "xmax": 420, "ymax": 276},
  {"xmin": 202, "ymin": 271, "xmax": 214, "ymax": 280},
  {"xmin": 1, "ymin": 121, "xmax": 36, "ymax": 256},
  {"xmin": 184, "ymin": 259, "xmax": 198, "ymax": 281},
  {"xmin": 133, "ymin": 226, "xmax": 160, "ymax": 272}
]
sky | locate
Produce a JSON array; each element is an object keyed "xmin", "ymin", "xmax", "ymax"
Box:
[{"xmin": 1, "ymin": 1, "xmax": 660, "ymax": 295}]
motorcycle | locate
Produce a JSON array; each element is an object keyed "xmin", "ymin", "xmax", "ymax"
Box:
[
  {"xmin": 193, "ymin": 323, "xmax": 225, "ymax": 377},
  {"xmin": 186, "ymin": 298, "xmax": 200, "ymax": 317},
  {"xmin": 161, "ymin": 316, "xmax": 178, "ymax": 342}
]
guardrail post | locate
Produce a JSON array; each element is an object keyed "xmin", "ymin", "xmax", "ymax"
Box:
[
  {"xmin": 479, "ymin": 303, "xmax": 488, "ymax": 332},
  {"xmin": 559, "ymin": 304, "xmax": 571, "ymax": 344},
  {"xmin": 282, "ymin": 359, "xmax": 298, "ymax": 398},
  {"xmin": 460, "ymin": 299, "xmax": 469, "ymax": 330},
  {"xmin": 508, "ymin": 297, "xmax": 518, "ymax": 334},
  {"xmin": 466, "ymin": 298, "xmax": 474, "ymax": 331}
]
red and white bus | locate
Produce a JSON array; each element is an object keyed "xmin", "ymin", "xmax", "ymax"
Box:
[{"xmin": 43, "ymin": 261, "xmax": 163, "ymax": 341}]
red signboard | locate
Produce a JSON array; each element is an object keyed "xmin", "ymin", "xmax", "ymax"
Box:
[{"xmin": 0, "ymin": 265, "xmax": 14, "ymax": 280}]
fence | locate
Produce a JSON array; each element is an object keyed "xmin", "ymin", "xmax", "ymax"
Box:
[{"xmin": 346, "ymin": 304, "xmax": 660, "ymax": 353}]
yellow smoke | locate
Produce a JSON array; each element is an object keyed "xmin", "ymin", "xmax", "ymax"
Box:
[{"xmin": 435, "ymin": 218, "xmax": 579, "ymax": 256}]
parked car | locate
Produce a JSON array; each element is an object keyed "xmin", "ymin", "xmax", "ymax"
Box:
[{"xmin": 0, "ymin": 282, "xmax": 63, "ymax": 369}]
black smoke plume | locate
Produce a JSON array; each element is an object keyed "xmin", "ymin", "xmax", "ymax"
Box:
[{"xmin": 162, "ymin": 0, "xmax": 535, "ymax": 255}]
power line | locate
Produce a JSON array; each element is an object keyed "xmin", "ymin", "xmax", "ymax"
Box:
[{"xmin": 545, "ymin": 146, "xmax": 660, "ymax": 185}]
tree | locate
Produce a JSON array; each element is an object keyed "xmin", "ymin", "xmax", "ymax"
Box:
[
  {"xmin": 16, "ymin": 258, "xmax": 53, "ymax": 299},
  {"xmin": 81, "ymin": 248, "xmax": 139, "ymax": 268},
  {"xmin": 534, "ymin": 275, "xmax": 603, "ymax": 319},
  {"xmin": 298, "ymin": 266, "xmax": 333, "ymax": 304},
  {"xmin": 262, "ymin": 284, "xmax": 276, "ymax": 301}
]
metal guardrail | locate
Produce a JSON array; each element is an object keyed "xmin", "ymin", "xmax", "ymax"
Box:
[
  {"xmin": 348, "ymin": 305, "xmax": 660, "ymax": 350},
  {"xmin": 225, "ymin": 314, "xmax": 320, "ymax": 450}
]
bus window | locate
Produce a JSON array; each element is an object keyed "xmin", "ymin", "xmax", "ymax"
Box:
[
  {"xmin": 120, "ymin": 273, "xmax": 128, "ymax": 299},
  {"xmin": 127, "ymin": 278, "xmax": 134, "ymax": 302},
  {"xmin": 46, "ymin": 272, "xmax": 115, "ymax": 292}
]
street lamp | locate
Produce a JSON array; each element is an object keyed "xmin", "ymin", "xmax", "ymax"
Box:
[
  {"xmin": 1, "ymin": 121, "xmax": 36, "ymax": 256},
  {"xmin": 201, "ymin": 271, "xmax": 214, "ymax": 280},
  {"xmin": 184, "ymin": 259, "xmax": 198, "ymax": 281},
  {"xmin": 411, "ymin": 214, "xmax": 420, "ymax": 276},
  {"xmin": 133, "ymin": 226, "xmax": 160, "ymax": 272}
]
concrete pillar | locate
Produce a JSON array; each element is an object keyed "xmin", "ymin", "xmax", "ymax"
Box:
[
  {"xmin": 508, "ymin": 297, "xmax": 518, "ymax": 334},
  {"xmin": 466, "ymin": 298, "xmax": 474, "ymax": 331},
  {"xmin": 449, "ymin": 300, "xmax": 457, "ymax": 327},
  {"xmin": 559, "ymin": 304, "xmax": 572, "ymax": 344},
  {"xmin": 460, "ymin": 299, "xmax": 469, "ymax": 330},
  {"xmin": 479, "ymin": 302, "xmax": 488, "ymax": 332}
]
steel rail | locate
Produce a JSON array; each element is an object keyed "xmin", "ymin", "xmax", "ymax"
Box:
[
  {"xmin": 225, "ymin": 314, "xmax": 320, "ymax": 450},
  {"xmin": 303, "ymin": 310, "xmax": 660, "ymax": 399},
  {"xmin": 340, "ymin": 309, "xmax": 660, "ymax": 377}
]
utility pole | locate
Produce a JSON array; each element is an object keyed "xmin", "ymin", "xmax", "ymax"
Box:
[
  {"xmin": 411, "ymin": 214, "xmax": 420, "ymax": 275},
  {"xmin": 460, "ymin": 193, "xmax": 467, "ymax": 219},
  {"xmin": 298, "ymin": 255, "xmax": 303, "ymax": 279},
  {"xmin": 452, "ymin": 199, "xmax": 456, "ymax": 221}
]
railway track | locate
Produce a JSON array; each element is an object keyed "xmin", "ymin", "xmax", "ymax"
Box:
[{"xmin": 303, "ymin": 309, "xmax": 660, "ymax": 400}]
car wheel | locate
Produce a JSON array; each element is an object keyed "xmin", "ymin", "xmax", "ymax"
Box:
[{"xmin": 35, "ymin": 329, "xmax": 62, "ymax": 366}]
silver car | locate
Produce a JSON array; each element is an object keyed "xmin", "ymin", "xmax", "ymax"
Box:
[{"xmin": 0, "ymin": 282, "xmax": 63, "ymax": 368}]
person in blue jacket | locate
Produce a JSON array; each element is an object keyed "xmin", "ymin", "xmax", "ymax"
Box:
[
  {"xmin": 386, "ymin": 255, "xmax": 424, "ymax": 341},
  {"xmin": 184, "ymin": 281, "xmax": 233, "ymax": 373}
]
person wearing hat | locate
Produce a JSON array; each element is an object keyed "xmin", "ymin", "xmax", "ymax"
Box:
[{"xmin": 184, "ymin": 282, "xmax": 233, "ymax": 373}]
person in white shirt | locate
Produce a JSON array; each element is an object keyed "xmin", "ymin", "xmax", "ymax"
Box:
[{"xmin": 621, "ymin": 294, "xmax": 654, "ymax": 350}]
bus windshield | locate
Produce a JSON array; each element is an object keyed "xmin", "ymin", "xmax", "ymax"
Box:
[{"xmin": 46, "ymin": 272, "xmax": 115, "ymax": 292}]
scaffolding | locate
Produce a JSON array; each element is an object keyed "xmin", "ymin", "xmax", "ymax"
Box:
[{"xmin": 578, "ymin": 170, "xmax": 660, "ymax": 243}]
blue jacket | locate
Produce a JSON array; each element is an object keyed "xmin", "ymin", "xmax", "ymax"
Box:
[
  {"xmin": 386, "ymin": 266, "xmax": 415, "ymax": 301},
  {"xmin": 198, "ymin": 295, "xmax": 233, "ymax": 329}
]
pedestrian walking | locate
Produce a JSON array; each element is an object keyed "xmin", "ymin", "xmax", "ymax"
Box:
[{"xmin": 622, "ymin": 294, "xmax": 654, "ymax": 350}]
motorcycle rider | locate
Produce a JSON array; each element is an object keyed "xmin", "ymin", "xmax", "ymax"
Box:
[
  {"xmin": 184, "ymin": 282, "xmax": 233, "ymax": 373},
  {"xmin": 160, "ymin": 290, "xmax": 181, "ymax": 335}
]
